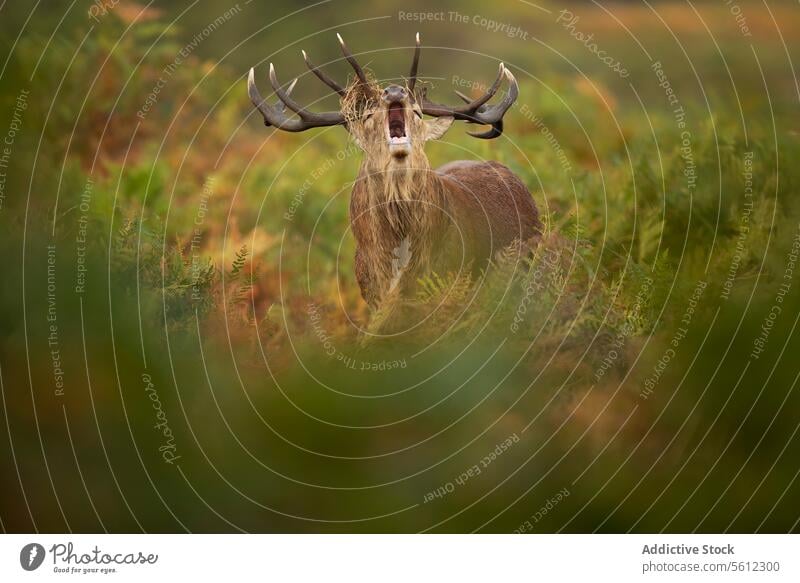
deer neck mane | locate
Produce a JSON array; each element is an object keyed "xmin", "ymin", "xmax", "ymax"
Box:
[
  {"xmin": 350, "ymin": 149, "xmax": 450, "ymax": 296},
  {"xmin": 355, "ymin": 149, "xmax": 446, "ymax": 236}
]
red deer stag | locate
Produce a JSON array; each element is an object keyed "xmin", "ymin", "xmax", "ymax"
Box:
[{"xmin": 248, "ymin": 34, "xmax": 541, "ymax": 311}]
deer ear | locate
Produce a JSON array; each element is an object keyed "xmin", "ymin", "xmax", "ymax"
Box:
[{"xmin": 423, "ymin": 116, "xmax": 454, "ymax": 141}]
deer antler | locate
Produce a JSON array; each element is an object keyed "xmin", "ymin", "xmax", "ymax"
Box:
[
  {"xmin": 248, "ymin": 34, "xmax": 518, "ymax": 138},
  {"xmin": 420, "ymin": 62, "xmax": 518, "ymax": 139},
  {"xmin": 408, "ymin": 34, "xmax": 518, "ymax": 139},
  {"xmin": 249, "ymin": 33, "xmax": 375, "ymax": 131},
  {"xmin": 247, "ymin": 64, "xmax": 346, "ymax": 131}
]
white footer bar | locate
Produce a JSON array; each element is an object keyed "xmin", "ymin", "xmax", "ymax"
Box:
[{"xmin": 1, "ymin": 534, "xmax": 797, "ymax": 582}]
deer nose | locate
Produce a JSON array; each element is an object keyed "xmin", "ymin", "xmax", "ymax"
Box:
[{"xmin": 382, "ymin": 85, "xmax": 407, "ymax": 103}]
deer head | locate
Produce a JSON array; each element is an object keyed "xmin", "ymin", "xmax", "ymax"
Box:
[{"xmin": 247, "ymin": 33, "xmax": 519, "ymax": 166}]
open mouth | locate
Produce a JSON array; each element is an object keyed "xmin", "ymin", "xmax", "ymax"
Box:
[{"xmin": 387, "ymin": 102, "xmax": 410, "ymax": 156}]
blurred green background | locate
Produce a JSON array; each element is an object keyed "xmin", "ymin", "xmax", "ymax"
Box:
[{"xmin": 1, "ymin": 0, "xmax": 799, "ymax": 532}]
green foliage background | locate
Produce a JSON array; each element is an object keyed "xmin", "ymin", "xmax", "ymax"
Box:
[{"xmin": 0, "ymin": 0, "xmax": 799, "ymax": 532}]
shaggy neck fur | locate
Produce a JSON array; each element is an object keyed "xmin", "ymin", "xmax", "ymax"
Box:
[{"xmin": 351, "ymin": 147, "xmax": 448, "ymax": 302}]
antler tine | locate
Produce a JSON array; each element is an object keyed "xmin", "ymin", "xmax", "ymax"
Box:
[
  {"xmin": 248, "ymin": 66, "xmax": 345, "ymax": 132},
  {"xmin": 467, "ymin": 121, "xmax": 504, "ymax": 139},
  {"xmin": 301, "ymin": 49, "xmax": 346, "ymax": 97},
  {"xmin": 453, "ymin": 89, "xmax": 472, "ymax": 104},
  {"xmin": 421, "ymin": 63, "xmax": 518, "ymax": 139},
  {"xmin": 336, "ymin": 33, "xmax": 369, "ymax": 85},
  {"xmin": 453, "ymin": 87, "xmax": 500, "ymax": 138},
  {"xmin": 278, "ymin": 78, "xmax": 299, "ymax": 111},
  {"xmin": 466, "ymin": 68, "xmax": 517, "ymax": 139},
  {"xmin": 268, "ymin": 63, "xmax": 312, "ymax": 117},
  {"xmin": 457, "ymin": 63, "xmax": 506, "ymax": 114},
  {"xmin": 408, "ymin": 32, "xmax": 421, "ymax": 93},
  {"xmin": 248, "ymin": 67, "xmax": 278, "ymax": 126},
  {"xmin": 484, "ymin": 66, "xmax": 518, "ymax": 124}
]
